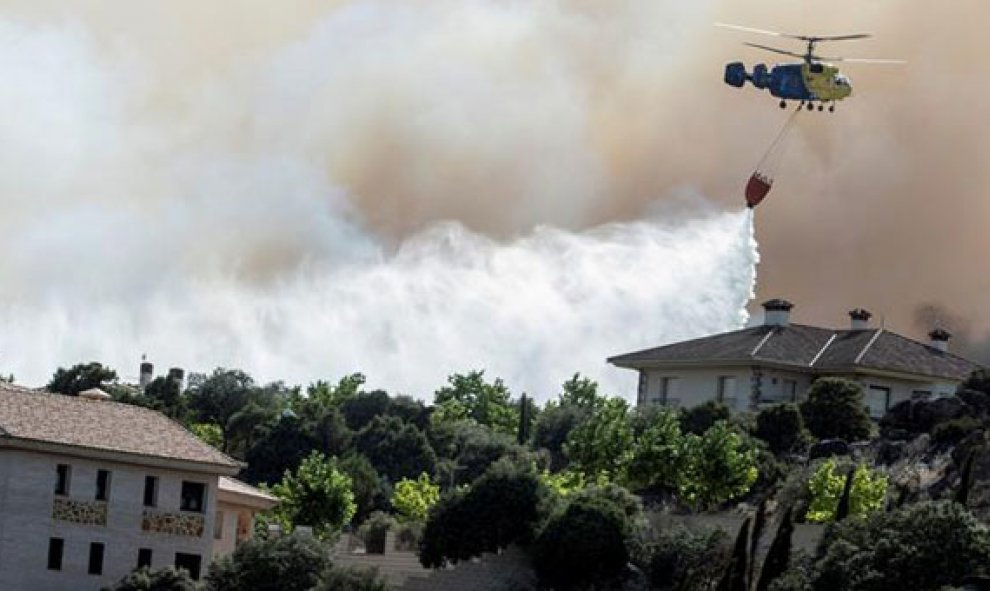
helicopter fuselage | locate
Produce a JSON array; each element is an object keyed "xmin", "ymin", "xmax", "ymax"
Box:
[{"xmin": 724, "ymin": 62, "xmax": 853, "ymax": 103}]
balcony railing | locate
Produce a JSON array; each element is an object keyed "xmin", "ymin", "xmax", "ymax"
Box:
[
  {"xmin": 142, "ymin": 508, "xmax": 206, "ymax": 537},
  {"xmin": 52, "ymin": 496, "xmax": 107, "ymax": 526}
]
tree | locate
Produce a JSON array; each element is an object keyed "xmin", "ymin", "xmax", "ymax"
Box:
[
  {"xmin": 392, "ymin": 472, "xmax": 440, "ymax": 522},
  {"xmin": 717, "ymin": 518, "xmax": 750, "ymax": 591},
  {"xmin": 338, "ymin": 453, "xmax": 388, "ymax": 524},
  {"xmin": 420, "ymin": 460, "xmax": 546, "ymax": 568},
  {"xmin": 143, "ymin": 376, "xmax": 187, "ymax": 420},
  {"xmin": 517, "ymin": 393, "xmax": 534, "ymax": 445},
  {"xmin": 186, "ymin": 368, "xmax": 284, "ymax": 453},
  {"xmin": 812, "ymin": 501, "xmax": 990, "ymax": 591},
  {"xmin": 531, "ymin": 403, "xmax": 588, "ymax": 471},
  {"xmin": 47, "ymin": 362, "xmax": 118, "ymax": 396},
  {"xmin": 433, "ymin": 371, "xmax": 518, "ymax": 435},
  {"xmin": 205, "ymin": 533, "xmax": 330, "ymax": 591},
  {"xmin": 755, "ymin": 507, "xmax": 794, "ymax": 591},
  {"xmin": 558, "ymin": 373, "xmax": 603, "ymax": 408},
  {"xmin": 805, "ymin": 460, "xmax": 887, "ymax": 523},
  {"xmin": 439, "ymin": 421, "xmax": 525, "ymax": 486},
  {"xmin": 340, "ymin": 390, "xmax": 391, "ymax": 431},
  {"xmin": 312, "ymin": 565, "xmax": 392, "ymax": 591},
  {"xmin": 532, "ymin": 492, "xmax": 634, "ymax": 590},
  {"xmin": 564, "ymin": 397, "xmax": 634, "ymax": 479},
  {"xmin": 681, "ymin": 401, "xmax": 732, "ymax": 436},
  {"xmin": 305, "ymin": 374, "xmax": 366, "ymax": 408},
  {"xmin": 799, "ymin": 378, "xmax": 873, "ymax": 442},
  {"xmin": 268, "ymin": 451, "xmax": 356, "ymax": 539},
  {"xmin": 678, "ymin": 422, "xmax": 759, "ymax": 510},
  {"xmin": 625, "ymin": 407, "xmax": 685, "ymax": 491},
  {"xmin": 103, "ymin": 567, "xmax": 198, "ymax": 591},
  {"xmin": 243, "ymin": 415, "xmax": 321, "ymax": 485},
  {"xmin": 755, "ymin": 403, "xmax": 809, "ymax": 455},
  {"xmin": 190, "ymin": 423, "xmax": 224, "ymax": 449},
  {"xmin": 354, "ymin": 415, "xmax": 437, "ymax": 483}
]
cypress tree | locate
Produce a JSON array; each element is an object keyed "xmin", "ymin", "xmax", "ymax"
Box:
[
  {"xmin": 955, "ymin": 452, "xmax": 975, "ymax": 507},
  {"xmin": 835, "ymin": 466, "xmax": 855, "ymax": 522},
  {"xmin": 756, "ymin": 507, "xmax": 794, "ymax": 591},
  {"xmin": 748, "ymin": 498, "xmax": 768, "ymax": 586},
  {"xmin": 517, "ymin": 393, "xmax": 532, "ymax": 445},
  {"xmin": 717, "ymin": 517, "xmax": 751, "ymax": 591}
]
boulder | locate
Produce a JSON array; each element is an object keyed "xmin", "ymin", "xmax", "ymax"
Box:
[
  {"xmin": 874, "ymin": 440, "xmax": 905, "ymax": 466},
  {"xmin": 808, "ymin": 439, "xmax": 851, "ymax": 460},
  {"xmin": 881, "ymin": 397, "xmax": 971, "ymax": 437}
]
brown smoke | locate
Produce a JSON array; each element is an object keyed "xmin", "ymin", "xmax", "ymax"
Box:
[{"xmin": 2, "ymin": 0, "xmax": 988, "ymax": 344}]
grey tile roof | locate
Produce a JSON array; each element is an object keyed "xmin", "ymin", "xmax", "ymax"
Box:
[
  {"xmin": 609, "ymin": 325, "xmax": 983, "ymax": 381},
  {"xmin": 0, "ymin": 384, "xmax": 240, "ymax": 470}
]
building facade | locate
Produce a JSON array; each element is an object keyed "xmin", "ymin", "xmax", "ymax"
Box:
[
  {"xmin": 609, "ymin": 300, "xmax": 983, "ymax": 418},
  {"xmin": 0, "ymin": 384, "xmax": 272, "ymax": 590}
]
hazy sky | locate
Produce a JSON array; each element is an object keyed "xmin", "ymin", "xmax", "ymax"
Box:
[{"xmin": 0, "ymin": 0, "xmax": 987, "ymax": 390}]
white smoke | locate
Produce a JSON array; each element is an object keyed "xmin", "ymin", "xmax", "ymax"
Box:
[{"xmin": 0, "ymin": 3, "xmax": 760, "ymax": 401}]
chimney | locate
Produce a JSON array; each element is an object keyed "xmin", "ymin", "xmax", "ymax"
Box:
[
  {"xmin": 762, "ymin": 299, "xmax": 794, "ymax": 327},
  {"xmin": 167, "ymin": 367, "xmax": 185, "ymax": 389},
  {"xmin": 849, "ymin": 308, "xmax": 872, "ymax": 330},
  {"xmin": 929, "ymin": 328, "xmax": 951, "ymax": 352},
  {"xmin": 139, "ymin": 359, "xmax": 154, "ymax": 389}
]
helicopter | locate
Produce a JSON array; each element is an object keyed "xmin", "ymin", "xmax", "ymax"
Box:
[{"xmin": 717, "ymin": 23, "xmax": 904, "ymax": 111}]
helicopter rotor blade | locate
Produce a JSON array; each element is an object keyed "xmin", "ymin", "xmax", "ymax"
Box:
[
  {"xmin": 716, "ymin": 23, "xmax": 801, "ymax": 39},
  {"xmin": 744, "ymin": 42, "xmax": 805, "ymax": 59},
  {"xmin": 717, "ymin": 23, "xmax": 873, "ymax": 43},
  {"xmin": 811, "ymin": 34, "xmax": 872, "ymax": 42}
]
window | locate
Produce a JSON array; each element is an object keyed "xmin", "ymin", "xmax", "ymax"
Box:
[
  {"xmin": 180, "ymin": 481, "xmax": 206, "ymax": 513},
  {"xmin": 88, "ymin": 542, "xmax": 105, "ymax": 575},
  {"xmin": 175, "ymin": 553, "xmax": 202, "ymax": 580},
  {"xmin": 717, "ymin": 376, "xmax": 737, "ymax": 406},
  {"xmin": 783, "ymin": 380, "xmax": 797, "ymax": 402},
  {"xmin": 912, "ymin": 390, "xmax": 932, "ymax": 400},
  {"xmin": 47, "ymin": 538, "xmax": 64, "ymax": 571},
  {"xmin": 214, "ymin": 511, "xmax": 224, "ymax": 540},
  {"xmin": 55, "ymin": 464, "xmax": 71, "ymax": 496},
  {"xmin": 657, "ymin": 377, "xmax": 679, "ymax": 405},
  {"xmin": 143, "ymin": 476, "xmax": 159, "ymax": 507},
  {"xmin": 95, "ymin": 470, "xmax": 111, "ymax": 501},
  {"xmin": 137, "ymin": 548, "xmax": 153, "ymax": 569},
  {"xmin": 867, "ymin": 385, "xmax": 892, "ymax": 418}
]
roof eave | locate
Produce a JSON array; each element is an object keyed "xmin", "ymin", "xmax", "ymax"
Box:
[{"xmin": 0, "ymin": 436, "xmax": 243, "ymax": 476}]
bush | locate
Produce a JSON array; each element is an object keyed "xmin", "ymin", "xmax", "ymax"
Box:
[
  {"xmin": 755, "ymin": 404, "xmax": 809, "ymax": 455},
  {"xmin": 931, "ymin": 416, "xmax": 984, "ymax": 447},
  {"xmin": 392, "ymin": 472, "xmax": 440, "ymax": 522},
  {"xmin": 637, "ymin": 527, "xmax": 727, "ymax": 591},
  {"xmin": 103, "ymin": 567, "xmax": 198, "ymax": 591},
  {"xmin": 678, "ymin": 422, "xmax": 759, "ymax": 510},
  {"xmin": 532, "ymin": 491, "xmax": 634, "ymax": 590},
  {"xmin": 805, "ymin": 460, "xmax": 887, "ymax": 523},
  {"xmin": 267, "ymin": 451, "xmax": 356, "ymax": 539},
  {"xmin": 680, "ymin": 401, "xmax": 732, "ymax": 436},
  {"xmin": 800, "ymin": 379, "xmax": 873, "ymax": 442},
  {"xmin": 313, "ymin": 565, "xmax": 392, "ymax": 591},
  {"xmin": 205, "ymin": 533, "xmax": 331, "ymax": 591},
  {"xmin": 356, "ymin": 511, "xmax": 397, "ymax": 554},
  {"xmin": 812, "ymin": 501, "xmax": 990, "ymax": 590}
]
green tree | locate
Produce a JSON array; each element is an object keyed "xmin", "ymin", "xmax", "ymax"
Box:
[
  {"xmin": 340, "ymin": 390, "xmax": 390, "ymax": 431},
  {"xmin": 678, "ymin": 422, "xmax": 759, "ymax": 510},
  {"xmin": 433, "ymin": 371, "xmax": 519, "ymax": 435},
  {"xmin": 517, "ymin": 393, "xmax": 534, "ymax": 445},
  {"xmin": 800, "ymin": 378, "xmax": 873, "ymax": 442},
  {"xmin": 392, "ymin": 472, "xmax": 440, "ymax": 522},
  {"xmin": 103, "ymin": 567, "xmax": 198, "ymax": 591},
  {"xmin": 305, "ymin": 374, "xmax": 366, "ymax": 409},
  {"xmin": 205, "ymin": 533, "xmax": 330, "ymax": 591},
  {"xmin": 755, "ymin": 403, "xmax": 809, "ymax": 455},
  {"xmin": 186, "ymin": 369, "xmax": 284, "ymax": 454},
  {"xmin": 805, "ymin": 460, "xmax": 887, "ymax": 523},
  {"xmin": 243, "ymin": 415, "xmax": 320, "ymax": 485},
  {"xmin": 420, "ymin": 460, "xmax": 546, "ymax": 568},
  {"xmin": 47, "ymin": 362, "xmax": 118, "ymax": 396},
  {"xmin": 354, "ymin": 415, "xmax": 437, "ymax": 483},
  {"xmin": 531, "ymin": 402, "xmax": 588, "ymax": 471},
  {"xmin": 313, "ymin": 565, "xmax": 392, "ymax": 591},
  {"xmin": 143, "ymin": 376, "xmax": 187, "ymax": 420},
  {"xmin": 812, "ymin": 501, "xmax": 990, "ymax": 591},
  {"xmin": 558, "ymin": 373, "xmax": 603, "ymax": 408},
  {"xmin": 338, "ymin": 453, "xmax": 388, "ymax": 524},
  {"xmin": 564, "ymin": 397, "xmax": 634, "ymax": 479},
  {"xmin": 190, "ymin": 423, "xmax": 224, "ymax": 449},
  {"xmin": 268, "ymin": 451, "xmax": 356, "ymax": 539},
  {"xmin": 681, "ymin": 401, "xmax": 733, "ymax": 436},
  {"xmin": 625, "ymin": 407, "xmax": 685, "ymax": 491}
]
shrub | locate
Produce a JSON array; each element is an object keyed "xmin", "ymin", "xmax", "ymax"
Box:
[
  {"xmin": 805, "ymin": 460, "xmax": 887, "ymax": 523},
  {"xmin": 103, "ymin": 567, "xmax": 198, "ymax": 591},
  {"xmin": 680, "ymin": 401, "xmax": 732, "ymax": 436},
  {"xmin": 356, "ymin": 511, "xmax": 397, "ymax": 554},
  {"xmin": 755, "ymin": 404, "xmax": 809, "ymax": 455},
  {"xmin": 678, "ymin": 422, "xmax": 759, "ymax": 510},
  {"xmin": 800, "ymin": 379, "xmax": 873, "ymax": 442},
  {"xmin": 813, "ymin": 501, "xmax": 990, "ymax": 590},
  {"xmin": 313, "ymin": 566, "xmax": 391, "ymax": 591},
  {"xmin": 532, "ymin": 492, "xmax": 634, "ymax": 590},
  {"xmin": 391, "ymin": 472, "xmax": 440, "ymax": 522},
  {"xmin": 205, "ymin": 533, "xmax": 330, "ymax": 591},
  {"xmin": 637, "ymin": 527, "xmax": 727, "ymax": 591},
  {"xmin": 931, "ymin": 416, "xmax": 984, "ymax": 447},
  {"xmin": 267, "ymin": 451, "xmax": 356, "ymax": 539}
]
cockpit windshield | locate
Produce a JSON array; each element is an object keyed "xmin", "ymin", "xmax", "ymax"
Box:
[{"xmin": 834, "ymin": 74, "xmax": 851, "ymax": 87}]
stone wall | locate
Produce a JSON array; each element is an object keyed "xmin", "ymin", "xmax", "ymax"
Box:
[
  {"xmin": 141, "ymin": 509, "xmax": 205, "ymax": 537},
  {"xmin": 52, "ymin": 497, "xmax": 108, "ymax": 527}
]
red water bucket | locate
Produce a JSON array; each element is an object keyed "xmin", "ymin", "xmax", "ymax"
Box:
[{"xmin": 745, "ymin": 173, "xmax": 772, "ymax": 208}]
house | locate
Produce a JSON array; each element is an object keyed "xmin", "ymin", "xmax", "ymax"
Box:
[
  {"xmin": 0, "ymin": 383, "xmax": 275, "ymax": 591},
  {"xmin": 609, "ymin": 299, "xmax": 984, "ymax": 418}
]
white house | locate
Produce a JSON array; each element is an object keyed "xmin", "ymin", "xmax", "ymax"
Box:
[
  {"xmin": 609, "ymin": 299, "xmax": 984, "ymax": 418},
  {"xmin": 0, "ymin": 383, "xmax": 275, "ymax": 591}
]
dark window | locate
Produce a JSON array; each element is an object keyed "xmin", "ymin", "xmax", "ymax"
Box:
[
  {"xmin": 175, "ymin": 553, "xmax": 202, "ymax": 580},
  {"xmin": 96, "ymin": 470, "xmax": 111, "ymax": 501},
  {"xmin": 143, "ymin": 476, "xmax": 158, "ymax": 507},
  {"xmin": 88, "ymin": 542, "xmax": 105, "ymax": 575},
  {"xmin": 180, "ymin": 481, "xmax": 206, "ymax": 513},
  {"xmin": 55, "ymin": 464, "xmax": 70, "ymax": 496},
  {"xmin": 137, "ymin": 548, "xmax": 153, "ymax": 569},
  {"xmin": 214, "ymin": 511, "xmax": 224, "ymax": 540},
  {"xmin": 47, "ymin": 538, "xmax": 64, "ymax": 571}
]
